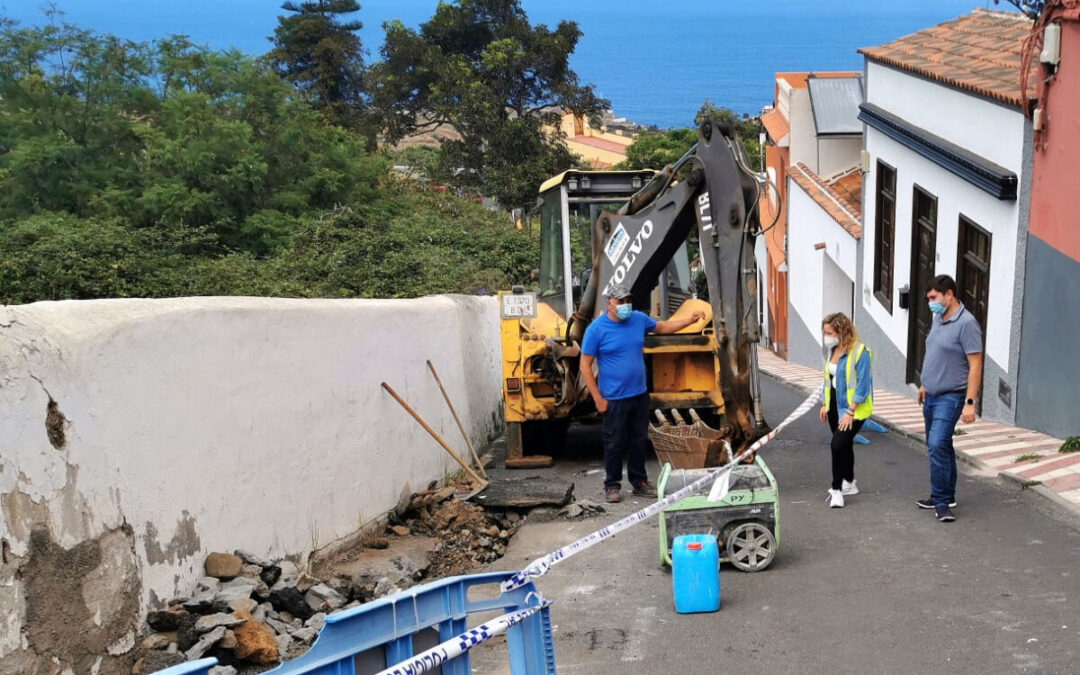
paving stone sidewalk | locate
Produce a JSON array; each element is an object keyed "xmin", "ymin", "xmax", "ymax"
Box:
[{"xmin": 757, "ymin": 349, "xmax": 1080, "ymax": 511}]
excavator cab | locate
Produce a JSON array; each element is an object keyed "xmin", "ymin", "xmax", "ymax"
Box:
[
  {"xmin": 535, "ymin": 170, "xmax": 657, "ymax": 318},
  {"xmin": 536, "ymin": 170, "xmax": 701, "ymax": 327}
]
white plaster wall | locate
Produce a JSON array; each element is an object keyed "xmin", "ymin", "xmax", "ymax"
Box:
[
  {"xmin": 860, "ymin": 127, "xmax": 1024, "ymax": 369},
  {"xmin": 786, "ymin": 181, "xmax": 860, "ymax": 353},
  {"xmin": 865, "ymin": 62, "xmax": 1026, "ymax": 172},
  {"xmin": 822, "ymin": 254, "xmax": 855, "ymax": 319},
  {"xmin": 789, "ymin": 88, "xmax": 817, "ymax": 168},
  {"xmin": 0, "ymin": 296, "xmax": 501, "ymax": 616},
  {"xmin": 754, "ymin": 235, "xmax": 770, "ymax": 343},
  {"xmin": 777, "ymin": 79, "xmax": 793, "ymax": 123},
  {"xmin": 818, "ymin": 137, "xmax": 862, "ymax": 177}
]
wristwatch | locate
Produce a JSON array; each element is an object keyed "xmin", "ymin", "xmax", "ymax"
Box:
[{"xmin": 965, "ymin": 398, "xmax": 975, "ymax": 406}]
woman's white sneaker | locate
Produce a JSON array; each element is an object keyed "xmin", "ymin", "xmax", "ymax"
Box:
[
  {"xmin": 827, "ymin": 489, "xmax": 845, "ymax": 508},
  {"xmin": 841, "ymin": 479, "xmax": 859, "ymax": 496}
]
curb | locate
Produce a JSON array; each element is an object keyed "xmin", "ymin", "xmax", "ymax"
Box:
[
  {"xmin": 998, "ymin": 470, "xmax": 1080, "ymax": 518},
  {"xmin": 758, "ymin": 367, "xmax": 1080, "ymax": 518}
]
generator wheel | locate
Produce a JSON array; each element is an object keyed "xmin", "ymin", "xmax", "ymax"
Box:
[{"xmin": 726, "ymin": 521, "xmax": 776, "ymax": 572}]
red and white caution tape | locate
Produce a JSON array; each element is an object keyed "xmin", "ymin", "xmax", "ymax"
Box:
[
  {"xmin": 378, "ymin": 391, "xmax": 821, "ymax": 673},
  {"xmin": 707, "ymin": 389, "xmax": 821, "ymax": 501},
  {"xmin": 501, "ymin": 389, "xmax": 822, "ymax": 592},
  {"xmin": 375, "ymin": 600, "xmax": 550, "ymax": 675}
]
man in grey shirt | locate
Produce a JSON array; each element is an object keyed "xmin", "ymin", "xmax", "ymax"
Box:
[{"xmin": 916, "ymin": 274, "xmax": 983, "ymax": 522}]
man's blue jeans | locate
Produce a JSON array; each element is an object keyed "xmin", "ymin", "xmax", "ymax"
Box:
[
  {"xmin": 602, "ymin": 392, "xmax": 650, "ymax": 490},
  {"xmin": 923, "ymin": 392, "xmax": 965, "ymax": 507}
]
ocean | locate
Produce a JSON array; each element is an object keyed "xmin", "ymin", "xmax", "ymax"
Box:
[{"xmin": 5, "ymin": 0, "xmax": 1000, "ymax": 128}]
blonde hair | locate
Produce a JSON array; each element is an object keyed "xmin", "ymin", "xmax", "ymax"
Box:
[{"xmin": 822, "ymin": 312, "xmax": 859, "ymax": 353}]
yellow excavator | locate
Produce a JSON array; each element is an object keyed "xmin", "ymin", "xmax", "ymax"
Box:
[{"xmin": 497, "ymin": 121, "xmax": 768, "ymax": 468}]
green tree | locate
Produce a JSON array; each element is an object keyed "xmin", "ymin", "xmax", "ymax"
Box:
[
  {"xmin": 0, "ymin": 17, "xmax": 155, "ymax": 218},
  {"xmin": 0, "ymin": 21, "xmax": 383, "ymax": 256},
  {"xmin": 267, "ymin": 0, "xmax": 366, "ymax": 130},
  {"xmin": 618, "ymin": 101, "xmax": 763, "ymax": 171},
  {"xmin": 368, "ymin": 0, "xmax": 606, "ymax": 209},
  {"xmin": 389, "ymin": 145, "xmax": 444, "ymax": 181},
  {"xmin": 618, "ymin": 127, "xmax": 698, "ymax": 170},
  {"xmin": 0, "ymin": 14, "xmax": 539, "ymax": 304},
  {"xmin": 272, "ymin": 178, "xmax": 538, "ymax": 298}
]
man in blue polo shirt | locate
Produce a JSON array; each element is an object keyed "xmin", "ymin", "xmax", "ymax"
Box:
[
  {"xmin": 917, "ymin": 274, "xmax": 983, "ymax": 523},
  {"xmin": 580, "ymin": 284, "xmax": 706, "ymax": 503}
]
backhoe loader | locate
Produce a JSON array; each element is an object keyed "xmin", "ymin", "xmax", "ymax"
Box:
[{"xmin": 498, "ymin": 120, "xmax": 769, "ymax": 468}]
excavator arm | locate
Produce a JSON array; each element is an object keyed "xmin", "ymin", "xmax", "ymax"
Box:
[{"xmin": 571, "ymin": 120, "xmax": 767, "ymax": 449}]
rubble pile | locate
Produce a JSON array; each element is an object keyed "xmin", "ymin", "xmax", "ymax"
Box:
[
  {"xmin": 396, "ymin": 486, "xmax": 520, "ymax": 578},
  {"xmin": 133, "ymin": 490, "xmax": 523, "ymax": 673},
  {"xmin": 558, "ymin": 498, "xmax": 606, "ymax": 519},
  {"xmin": 131, "ymin": 550, "xmax": 338, "ymax": 674}
]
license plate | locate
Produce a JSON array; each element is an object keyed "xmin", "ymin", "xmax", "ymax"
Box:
[{"xmin": 501, "ymin": 292, "xmax": 537, "ymax": 319}]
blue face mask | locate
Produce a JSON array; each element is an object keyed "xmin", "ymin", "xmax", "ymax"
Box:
[
  {"xmin": 928, "ymin": 300, "xmax": 946, "ymax": 315},
  {"xmin": 616, "ymin": 303, "xmax": 633, "ymax": 320}
]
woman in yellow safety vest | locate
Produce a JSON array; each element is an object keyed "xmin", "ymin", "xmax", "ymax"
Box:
[{"xmin": 818, "ymin": 312, "xmax": 873, "ymax": 509}]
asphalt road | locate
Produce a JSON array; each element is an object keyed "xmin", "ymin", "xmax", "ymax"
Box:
[{"xmin": 471, "ymin": 377, "xmax": 1080, "ymax": 674}]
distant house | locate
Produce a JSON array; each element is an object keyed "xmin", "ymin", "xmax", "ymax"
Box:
[
  {"xmin": 855, "ymin": 9, "xmax": 1036, "ymax": 424},
  {"xmin": 756, "ymin": 71, "xmax": 861, "ymax": 359},
  {"xmin": 557, "ymin": 111, "xmax": 634, "ymax": 169}
]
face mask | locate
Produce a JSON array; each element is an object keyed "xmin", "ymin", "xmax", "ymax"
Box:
[
  {"xmin": 823, "ymin": 336, "xmax": 839, "ymax": 350},
  {"xmin": 615, "ymin": 303, "xmax": 633, "ymax": 320},
  {"xmin": 928, "ymin": 300, "xmax": 946, "ymax": 315}
]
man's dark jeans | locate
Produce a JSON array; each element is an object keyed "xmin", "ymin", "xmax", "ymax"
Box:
[
  {"xmin": 602, "ymin": 392, "xmax": 650, "ymax": 490},
  {"xmin": 923, "ymin": 392, "xmax": 965, "ymax": 507}
]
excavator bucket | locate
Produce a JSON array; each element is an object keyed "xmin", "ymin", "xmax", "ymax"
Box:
[{"xmin": 648, "ymin": 409, "xmax": 732, "ymax": 470}]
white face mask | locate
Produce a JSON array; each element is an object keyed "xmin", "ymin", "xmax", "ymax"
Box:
[{"xmin": 823, "ymin": 336, "xmax": 839, "ymax": 351}]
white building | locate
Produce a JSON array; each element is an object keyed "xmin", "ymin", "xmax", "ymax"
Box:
[
  {"xmin": 786, "ymin": 163, "xmax": 863, "ymax": 368},
  {"xmin": 779, "ymin": 74, "xmax": 866, "ymax": 369},
  {"xmin": 757, "ymin": 71, "xmax": 862, "ymax": 361},
  {"xmin": 855, "ymin": 9, "xmax": 1035, "ymax": 423}
]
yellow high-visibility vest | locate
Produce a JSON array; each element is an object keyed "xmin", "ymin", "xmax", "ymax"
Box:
[{"xmin": 823, "ymin": 342, "xmax": 873, "ymax": 420}]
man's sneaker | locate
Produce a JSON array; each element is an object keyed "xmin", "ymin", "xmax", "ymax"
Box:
[
  {"xmin": 632, "ymin": 481, "xmax": 658, "ymax": 498},
  {"xmin": 935, "ymin": 504, "xmax": 956, "ymax": 522},
  {"xmin": 605, "ymin": 488, "xmax": 621, "ymax": 503},
  {"xmin": 841, "ymin": 479, "xmax": 859, "ymax": 496},
  {"xmin": 916, "ymin": 498, "xmax": 957, "ymax": 509},
  {"xmin": 827, "ymin": 488, "xmax": 845, "ymax": 508}
]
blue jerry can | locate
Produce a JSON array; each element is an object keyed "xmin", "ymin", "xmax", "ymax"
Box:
[{"xmin": 672, "ymin": 533, "xmax": 720, "ymax": 613}]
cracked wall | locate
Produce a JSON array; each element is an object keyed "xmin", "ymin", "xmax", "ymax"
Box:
[{"xmin": 0, "ymin": 296, "xmax": 502, "ymax": 672}]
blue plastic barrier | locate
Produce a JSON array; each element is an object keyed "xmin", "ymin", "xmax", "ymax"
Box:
[
  {"xmin": 863, "ymin": 418, "xmax": 889, "ymax": 434},
  {"xmin": 853, "ymin": 418, "xmax": 889, "ymax": 444},
  {"xmin": 153, "ymin": 571, "xmax": 555, "ymax": 675}
]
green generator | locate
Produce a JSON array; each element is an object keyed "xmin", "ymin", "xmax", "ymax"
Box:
[{"xmin": 657, "ymin": 456, "xmax": 780, "ymax": 572}]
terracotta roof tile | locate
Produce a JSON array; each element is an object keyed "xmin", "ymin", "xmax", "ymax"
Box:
[
  {"xmin": 830, "ymin": 168, "xmax": 863, "ymax": 217},
  {"xmin": 569, "ymin": 136, "xmax": 628, "ymax": 154},
  {"xmin": 789, "ymin": 163, "xmax": 862, "ymax": 239},
  {"xmin": 761, "ymin": 108, "xmax": 789, "ymax": 143},
  {"xmin": 858, "ymin": 9, "xmax": 1036, "ymax": 107}
]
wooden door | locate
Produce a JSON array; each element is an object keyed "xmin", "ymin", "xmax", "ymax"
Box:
[
  {"xmin": 956, "ymin": 215, "xmax": 991, "ymax": 410},
  {"xmin": 956, "ymin": 216, "xmax": 991, "ymax": 333},
  {"xmin": 907, "ymin": 186, "xmax": 938, "ymax": 385}
]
